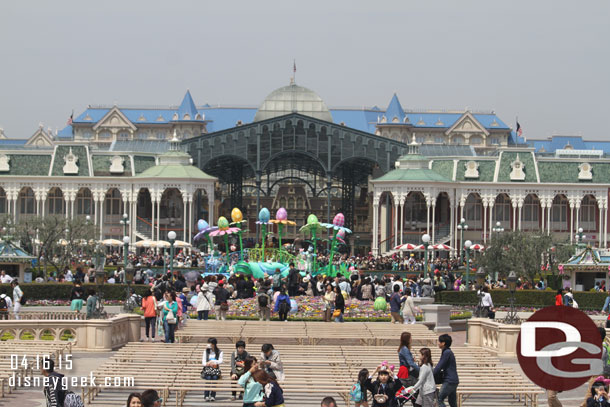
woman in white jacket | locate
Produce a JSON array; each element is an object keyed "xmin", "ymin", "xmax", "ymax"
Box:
[
  {"xmin": 196, "ymin": 284, "xmax": 214, "ymax": 320},
  {"xmin": 408, "ymin": 347, "xmax": 437, "ymax": 407}
]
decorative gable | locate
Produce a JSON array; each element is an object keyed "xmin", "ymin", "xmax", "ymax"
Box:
[
  {"xmin": 578, "ymin": 162, "xmax": 593, "ymax": 181},
  {"xmin": 63, "ymin": 148, "xmax": 79, "ymax": 175},
  {"xmin": 445, "ymin": 112, "xmax": 490, "ymax": 137},
  {"xmin": 0, "ymin": 155, "xmax": 10, "ymax": 172},
  {"xmin": 510, "ymin": 154, "xmax": 526, "ymax": 181},
  {"xmin": 25, "ymin": 127, "xmax": 54, "ymax": 147},
  {"xmin": 109, "ymin": 156, "xmax": 125, "ymax": 174},
  {"xmin": 92, "ymin": 106, "xmax": 137, "ymax": 131},
  {"xmin": 464, "ymin": 161, "xmax": 479, "ymax": 179}
]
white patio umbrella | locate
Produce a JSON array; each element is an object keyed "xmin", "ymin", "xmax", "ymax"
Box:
[
  {"xmin": 57, "ymin": 239, "xmax": 69, "ymax": 246},
  {"xmin": 101, "ymin": 238, "xmax": 123, "ymax": 246},
  {"xmin": 134, "ymin": 240, "xmax": 155, "ymax": 248},
  {"xmin": 153, "ymin": 240, "xmax": 171, "ymax": 249},
  {"xmin": 470, "ymin": 244, "xmax": 485, "ymax": 251},
  {"xmin": 173, "ymin": 240, "xmax": 191, "ymax": 248},
  {"xmin": 394, "ymin": 243, "xmax": 420, "ymax": 251}
]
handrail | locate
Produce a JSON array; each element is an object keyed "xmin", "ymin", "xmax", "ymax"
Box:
[{"xmin": 137, "ymin": 216, "xmax": 152, "ymax": 227}]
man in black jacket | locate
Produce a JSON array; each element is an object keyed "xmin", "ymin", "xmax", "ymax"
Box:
[
  {"xmin": 41, "ymin": 358, "xmax": 65, "ymax": 407},
  {"xmin": 287, "ymin": 263, "xmax": 300, "ymax": 297},
  {"xmin": 434, "ymin": 334, "xmax": 459, "ymax": 407}
]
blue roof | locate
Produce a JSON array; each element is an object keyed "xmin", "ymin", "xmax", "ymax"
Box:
[
  {"xmin": 329, "ymin": 109, "xmax": 379, "ymax": 133},
  {"xmin": 384, "ymin": 94, "xmax": 406, "ymax": 121},
  {"xmin": 0, "ymin": 139, "xmax": 27, "ymax": 145},
  {"xmin": 176, "ymin": 90, "xmax": 201, "ymax": 121},
  {"xmin": 57, "ymin": 125, "xmax": 73, "ymax": 139},
  {"xmin": 531, "ymin": 136, "xmax": 610, "ymax": 154},
  {"xmin": 203, "ymin": 107, "xmax": 256, "ymax": 132}
]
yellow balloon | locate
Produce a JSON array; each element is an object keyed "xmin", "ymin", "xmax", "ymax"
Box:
[{"xmin": 231, "ymin": 207, "xmax": 243, "ymax": 223}]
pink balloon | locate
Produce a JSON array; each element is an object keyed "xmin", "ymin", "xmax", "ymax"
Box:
[
  {"xmin": 276, "ymin": 207, "xmax": 288, "ymax": 221},
  {"xmin": 333, "ymin": 213, "xmax": 345, "ymax": 227}
]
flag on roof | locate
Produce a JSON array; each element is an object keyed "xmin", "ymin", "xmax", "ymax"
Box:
[
  {"xmin": 67, "ymin": 111, "xmax": 73, "ymax": 125},
  {"xmin": 517, "ymin": 122, "xmax": 523, "ymax": 138},
  {"xmin": 293, "ymin": 60, "xmax": 296, "ymax": 73}
]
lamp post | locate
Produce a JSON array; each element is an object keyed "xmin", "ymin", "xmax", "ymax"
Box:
[
  {"xmin": 422, "ymin": 233, "xmax": 431, "ymax": 276},
  {"xmin": 575, "ymin": 227, "xmax": 585, "ymax": 250},
  {"xmin": 503, "ymin": 270, "xmax": 520, "ymax": 324},
  {"xmin": 92, "ymin": 244, "xmax": 107, "ymax": 319},
  {"xmin": 457, "ymin": 218, "xmax": 468, "ymax": 264},
  {"xmin": 464, "ymin": 240, "xmax": 472, "ymax": 287},
  {"xmin": 168, "ymin": 231, "xmax": 177, "ymax": 277},
  {"xmin": 123, "ymin": 263, "xmax": 135, "ymax": 312},
  {"xmin": 491, "ymin": 222, "xmax": 504, "ymax": 281},
  {"xmin": 475, "ymin": 267, "xmax": 486, "ymax": 317}
]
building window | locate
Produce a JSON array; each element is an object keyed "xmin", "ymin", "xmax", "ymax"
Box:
[
  {"xmin": 105, "ymin": 189, "xmax": 122, "ymax": 215},
  {"xmin": 288, "ymin": 198, "xmax": 295, "ymax": 209},
  {"xmin": 522, "ymin": 195, "xmax": 539, "ymax": 222},
  {"xmin": 19, "ymin": 188, "xmax": 35, "ymax": 214},
  {"xmin": 137, "ymin": 131, "xmax": 148, "ymax": 140},
  {"xmin": 82, "ymin": 131, "xmax": 92, "ymax": 139},
  {"xmin": 494, "ymin": 195, "xmax": 511, "ymax": 223},
  {"xmin": 296, "ymin": 197, "xmax": 304, "ymax": 209},
  {"xmin": 48, "ymin": 188, "xmax": 64, "ymax": 214},
  {"xmin": 551, "ymin": 195, "xmax": 568, "ymax": 223},
  {"xmin": 435, "ymin": 136, "xmax": 444, "ymax": 144},
  {"xmin": 491, "ymin": 137, "xmax": 499, "ymax": 145},
  {"xmin": 464, "ymin": 194, "xmax": 482, "ymax": 222},
  {"xmin": 470, "ymin": 136, "xmax": 483, "ymax": 145},
  {"xmin": 118, "ymin": 132, "xmax": 130, "ymax": 141},
  {"xmin": 0, "ymin": 189, "xmax": 6, "ymax": 213},
  {"xmin": 451, "ymin": 135, "xmax": 464, "ymax": 145},
  {"xmin": 156, "ymin": 132, "xmax": 166, "ymax": 140},
  {"xmin": 77, "ymin": 189, "xmax": 93, "ymax": 215},
  {"xmin": 404, "ymin": 193, "xmax": 426, "ymax": 223},
  {"xmin": 580, "ymin": 195, "xmax": 597, "ymax": 229},
  {"xmin": 416, "ymin": 136, "xmax": 425, "ymax": 144},
  {"xmin": 99, "ymin": 131, "xmax": 111, "ymax": 139}
]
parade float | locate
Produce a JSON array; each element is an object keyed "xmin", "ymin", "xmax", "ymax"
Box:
[{"xmin": 193, "ymin": 206, "xmax": 353, "ymax": 279}]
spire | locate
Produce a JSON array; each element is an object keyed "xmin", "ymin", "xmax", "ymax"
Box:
[
  {"xmin": 170, "ymin": 130, "xmax": 180, "ymax": 151},
  {"xmin": 408, "ymin": 133, "xmax": 420, "ymax": 155},
  {"xmin": 384, "ymin": 93, "xmax": 406, "ymax": 122},
  {"xmin": 177, "ymin": 90, "xmax": 200, "ymax": 120}
]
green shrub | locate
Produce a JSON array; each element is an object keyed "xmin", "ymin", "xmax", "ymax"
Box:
[
  {"xmin": 0, "ymin": 283, "xmax": 151, "ymax": 301},
  {"xmin": 435, "ymin": 290, "xmax": 607, "ymax": 310},
  {"xmin": 1, "ymin": 332, "xmax": 15, "ymax": 341}
]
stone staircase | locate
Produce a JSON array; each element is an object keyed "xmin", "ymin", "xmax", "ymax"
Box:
[{"xmin": 135, "ymin": 216, "xmax": 152, "ymax": 240}]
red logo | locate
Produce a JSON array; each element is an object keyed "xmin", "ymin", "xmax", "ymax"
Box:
[{"xmin": 517, "ymin": 306, "xmax": 602, "ymax": 391}]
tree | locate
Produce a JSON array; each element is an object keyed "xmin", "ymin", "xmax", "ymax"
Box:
[
  {"xmin": 479, "ymin": 231, "xmax": 553, "ymax": 283},
  {"xmin": 0, "ymin": 215, "xmax": 98, "ymax": 279}
]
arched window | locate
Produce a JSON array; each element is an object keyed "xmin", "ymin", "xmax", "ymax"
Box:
[
  {"xmin": 494, "ymin": 194, "xmax": 511, "ymax": 223},
  {"xmin": 105, "ymin": 189, "xmax": 122, "ymax": 215},
  {"xmin": 118, "ymin": 132, "xmax": 130, "ymax": 141},
  {"xmin": 76, "ymin": 189, "xmax": 93, "ymax": 215},
  {"xmin": 48, "ymin": 188, "xmax": 64, "ymax": 214},
  {"xmin": 404, "ymin": 192, "xmax": 426, "ymax": 224},
  {"xmin": 469, "ymin": 136, "xmax": 483, "ymax": 145},
  {"xmin": 451, "ymin": 135, "xmax": 465, "ymax": 145},
  {"xmin": 580, "ymin": 195, "xmax": 597, "ymax": 230},
  {"xmin": 0, "ymin": 188, "xmax": 6, "ymax": 214},
  {"xmin": 522, "ymin": 195, "xmax": 540, "ymax": 223},
  {"xmin": 296, "ymin": 197, "xmax": 304, "ymax": 209},
  {"xmin": 551, "ymin": 195, "xmax": 568, "ymax": 228},
  {"xmin": 279, "ymin": 197, "xmax": 287, "ymax": 209},
  {"xmin": 288, "ymin": 198, "xmax": 295, "ymax": 209},
  {"xmin": 464, "ymin": 194, "xmax": 482, "ymax": 225},
  {"xmin": 19, "ymin": 188, "xmax": 35, "ymax": 214}
]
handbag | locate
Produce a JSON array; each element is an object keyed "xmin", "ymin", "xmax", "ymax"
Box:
[
  {"xmin": 166, "ymin": 310, "xmax": 176, "ymax": 325},
  {"xmin": 373, "ymin": 393, "xmax": 389, "ymax": 403},
  {"xmin": 332, "ymin": 309, "xmax": 342, "ymax": 318},
  {"xmin": 201, "ymin": 366, "xmax": 222, "ymax": 378},
  {"xmin": 434, "ymin": 369, "xmax": 444, "ymax": 385},
  {"xmin": 220, "ymin": 302, "xmax": 229, "ymax": 311}
]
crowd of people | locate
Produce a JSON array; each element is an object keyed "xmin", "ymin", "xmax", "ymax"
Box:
[{"xmin": 40, "ymin": 331, "xmax": 460, "ymax": 407}]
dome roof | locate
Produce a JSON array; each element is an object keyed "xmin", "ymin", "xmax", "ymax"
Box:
[{"xmin": 253, "ymin": 82, "xmax": 333, "ymax": 122}]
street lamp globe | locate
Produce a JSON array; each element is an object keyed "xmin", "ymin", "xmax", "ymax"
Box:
[
  {"xmin": 460, "ymin": 218, "xmax": 465, "ymax": 224},
  {"xmin": 168, "ymin": 231, "xmax": 177, "ymax": 242},
  {"xmin": 123, "ymin": 236, "xmax": 130, "ymax": 244},
  {"xmin": 496, "ymin": 221, "xmax": 501, "ymax": 227},
  {"xmin": 422, "ymin": 233, "xmax": 430, "ymax": 243},
  {"xmin": 457, "ymin": 225, "xmax": 462, "ymax": 230},
  {"xmin": 464, "ymin": 225, "xmax": 469, "ymax": 230},
  {"xmin": 464, "ymin": 240, "xmax": 472, "ymax": 249},
  {"xmin": 86, "ymin": 215, "xmax": 91, "ymax": 222},
  {"xmin": 123, "ymin": 213, "xmax": 128, "ymax": 219},
  {"xmin": 578, "ymin": 227, "xmax": 584, "ymax": 233}
]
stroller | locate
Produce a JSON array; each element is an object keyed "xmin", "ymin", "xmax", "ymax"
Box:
[{"xmin": 395, "ymin": 385, "xmax": 417, "ymax": 406}]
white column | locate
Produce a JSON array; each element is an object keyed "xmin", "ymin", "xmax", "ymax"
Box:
[
  {"xmin": 188, "ymin": 197, "xmax": 193, "ymax": 246},
  {"xmin": 183, "ymin": 196, "xmax": 188, "ymax": 242},
  {"xmin": 372, "ymin": 201, "xmax": 379, "ymax": 256},
  {"xmin": 576, "ymin": 206, "xmax": 581, "ymax": 237},
  {"xmin": 431, "ymin": 202, "xmax": 436, "ymax": 243},
  {"xmin": 482, "ymin": 200, "xmax": 488, "ymax": 244},
  {"xmin": 71, "ymin": 199, "xmax": 75, "ymax": 220},
  {"xmin": 393, "ymin": 198, "xmax": 399, "ymax": 249},
  {"xmin": 426, "ymin": 202, "xmax": 430, "ymax": 235},
  {"xmin": 547, "ymin": 200, "xmax": 552, "ymax": 235},
  {"xmin": 597, "ymin": 204, "xmax": 604, "ymax": 247},
  {"xmin": 12, "ymin": 197, "xmax": 17, "ymax": 223},
  {"xmin": 99, "ymin": 198, "xmax": 104, "ymax": 240},
  {"xmin": 131, "ymin": 199, "xmax": 136, "ymax": 245},
  {"xmin": 518, "ymin": 203, "xmax": 523, "ymax": 231},
  {"xmin": 604, "ymin": 203, "xmax": 608, "ymax": 247},
  {"xmin": 540, "ymin": 204, "xmax": 545, "ymax": 233},
  {"xmin": 570, "ymin": 204, "xmax": 574, "ymax": 244},
  {"xmin": 399, "ymin": 197, "xmax": 404, "ymax": 246},
  {"xmin": 156, "ymin": 199, "xmax": 161, "ymax": 241},
  {"xmin": 151, "ymin": 196, "xmax": 156, "ymax": 241}
]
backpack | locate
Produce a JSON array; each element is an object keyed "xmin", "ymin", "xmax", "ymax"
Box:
[
  {"xmin": 0, "ymin": 296, "xmax": 7, "ymax": 312},
  {"xmin": 272, "ymin": 274, "xmax": 282, "ymax": 288},
  {"xmin": 258, "ymin": 295, "xmax": 268, "ymax": 307},
  {"xmin": 349, "ymin": 382, "xmax": 363, "ymax": 402},
  {"xmin": 64, "ymin": 391, "xmax": 85, "ymax": 407}
]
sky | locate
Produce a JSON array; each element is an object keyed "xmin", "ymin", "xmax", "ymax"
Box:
[{"xmin": 0, "ymin": 0, "xmax": 608, "ymax": 141}]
